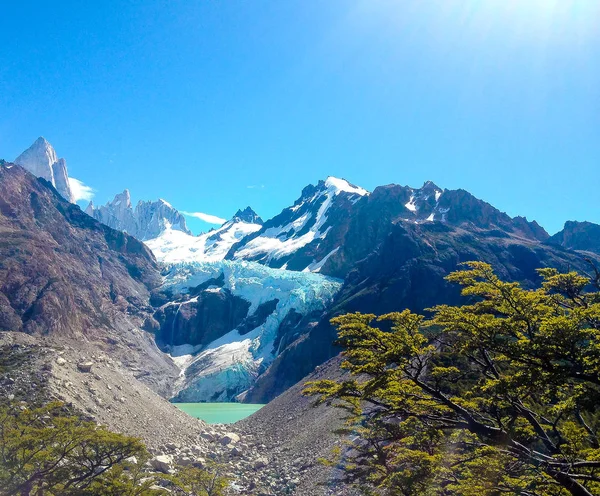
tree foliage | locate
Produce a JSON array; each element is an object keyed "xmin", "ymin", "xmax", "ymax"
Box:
[
  {"xmin": 0, "ymin": 402, "xmax": 227, "ymax": 496},
  {"xmin": 304, "ymin": 262, "xmax": 600, "ymax": 496},
  {"xmin": 168, "ymin": 465, "xmax": 230, "ymax": 496}
]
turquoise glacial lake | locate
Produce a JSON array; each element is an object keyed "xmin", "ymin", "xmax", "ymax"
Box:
[{"xmin": 174, "ymin": 403, "xmax": 265, "ymax": 424}]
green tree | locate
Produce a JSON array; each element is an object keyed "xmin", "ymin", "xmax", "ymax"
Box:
[
  {"xmin": 0, "ymin": 401, "xmax": 161, "ymax": 495},
  {"xmin": 169, "ymin": 465, "xmax": 230, "ymax": 496},
  {"xmin": 304, "ymin": 262, "xmax": 600, "ymax": 496}
]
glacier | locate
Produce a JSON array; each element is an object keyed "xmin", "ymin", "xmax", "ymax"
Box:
[
  {"xmin": 139, "ymin": 186, "xmax": 350, "ymax": 401},
  {"xmin": 157, "ymin": 259, "xmax": 342, "ymax": 402},
  {"xmin": 146, "ymin": 222, "xmax": 261, "ymax": 264}
]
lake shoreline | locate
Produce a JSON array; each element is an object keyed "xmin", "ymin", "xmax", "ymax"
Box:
[{"xmin": 174, "ymin": 402, "xmax": 266, "ymax": 424}]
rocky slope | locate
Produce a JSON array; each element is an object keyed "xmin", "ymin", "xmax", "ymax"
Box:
[
  {"xmin": 238, "ymin": 355, "xmax": 359, "ymax": 496},
  {"xmin": 0, "ymin": 331, "xmax": 316, "ymax": 495},
  {"xmin": 14, "ymin": 137, "xmax": 74, "ymax": 202},
  {"xmin": 86, "ymin": 190, "xmax": 191, "ymax": 240}
]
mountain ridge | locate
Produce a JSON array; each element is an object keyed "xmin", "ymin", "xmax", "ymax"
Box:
[
  {"xmin": 4, "ymin": 144, "xmax": 599, "ymax": 407},
  {"xmin": 85, "ymin": 189, "xmax": 191, "ymax": 241}
]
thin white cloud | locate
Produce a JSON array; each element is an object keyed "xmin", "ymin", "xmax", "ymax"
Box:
[
  {"xmin": 181, "ymin": 211, "xmax": 226, "ymax": 225},
  {"xmin": 247, "ymin": 184, "xmax": 265, "ymax": 189},
  {"xmin": 68, "ymin": 177, "xmax": 95, "ymax": 202}
]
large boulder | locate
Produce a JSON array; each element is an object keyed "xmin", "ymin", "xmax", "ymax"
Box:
[
  {"xmin": 220, "ymin": 432, "xmax": 241, "ymax": 446},
  {"xmin": 150, "ymin": 454, "xmax": 174, "ymax": 474}
]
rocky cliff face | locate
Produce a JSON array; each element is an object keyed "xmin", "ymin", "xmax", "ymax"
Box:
[
  {"xmin": 547, "ymin": 221, "xmax": 600, "ymax": 255},
  {"xmin": 14, "ymin": 137, "xmax": 74, "ymax": 202},
  {"xmin": 86, "ymin": 191, "xmax": 190, "ymax": 240}
]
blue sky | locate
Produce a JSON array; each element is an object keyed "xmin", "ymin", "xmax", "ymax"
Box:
[{"xmin": 1, "ymin": 0, "xmax": 599, "ymax": 235}]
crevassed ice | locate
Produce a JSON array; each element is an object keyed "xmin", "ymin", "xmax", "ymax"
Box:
[{"xmin": 162, "ymin": 259, "xmax": 343, "ymax": 401}]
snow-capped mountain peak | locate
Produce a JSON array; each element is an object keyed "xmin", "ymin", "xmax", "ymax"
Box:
[
  {"xmin": 14, "ymin": 137, "xmax": 74, "ymax": 203},
  {"xmin": 145, "ymin": 209, "xmax": 263, "ymax": 264},
  {"xmin": 226, "ymin": 177, "xmax": 368, "ymax": 271},
  {"xmin": 231, "ymin": 206, "xmax": 263, "ymax": 225},
  {"xmin": 108, "ymin": 189, "xmax": 133, "ymax": 209},
  {"xmin": 324, "ymin": 176, "xmax": 369, "ymax": 197},
  {"xmin": 86, "ymin": 190, "xmax": 190, "ymax": 240}
]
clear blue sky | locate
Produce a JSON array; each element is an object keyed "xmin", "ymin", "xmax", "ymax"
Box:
[{"xmin": 1, "ymin": 0, "xmax": 598, "ymax": 234}]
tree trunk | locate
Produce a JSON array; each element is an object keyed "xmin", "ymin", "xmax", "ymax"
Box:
[{"xmin": 548, "ymin": 469, "xmax": 594, "ymax": 496}]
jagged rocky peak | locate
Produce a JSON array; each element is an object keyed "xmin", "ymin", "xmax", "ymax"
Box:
[
  {"xmin": 420, "ymin": 180, "xmax": 443, "ymax": 197},
  {"xmin": 232, "ymin": 206, "xmax": 263, "ymax": 225},
  {"xmin": 14, "ymin": 137, "xmax": 74, "ymax": 202},
  {"xmin": 512, "ymin": 216, "xmax": 550, "ymax": 242},
  {"xmin": 86, "ymin": 190, "xmax": 190, "ymax": 241},
  {"xmin": 111, "ymin": 189, "xmax": 132, "ymax": 208},
  {"xmin": 402, "ymin": 180, "xmax": 445, "ymax": 220},
  {"xmin": 84, "ymin": 200, "xmax": 94, "ymax": 215},
  {"xmin": 547, "ymin": 220, "xmax": 600, "ymax": 254}
]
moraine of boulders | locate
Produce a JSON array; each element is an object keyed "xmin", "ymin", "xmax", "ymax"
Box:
[{"xmin": 146, "ymin": 426, "xmax": 307, "ymax": 495}]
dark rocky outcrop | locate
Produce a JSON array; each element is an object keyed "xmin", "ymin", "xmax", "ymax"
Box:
[
  {"xmin": 237, "ymin": 299, "xmax": 279, "ymax": 336},
  {"xmin": 231, "ymin": 206, "xmax": 263, "ymax": 225},
  {"xmin": 547, "ymin": 221, "xmax": 600, "ymax": 255},
  {"xmin": 153, "ymin": 290, "xmax": 251, "ymax": 348}
]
